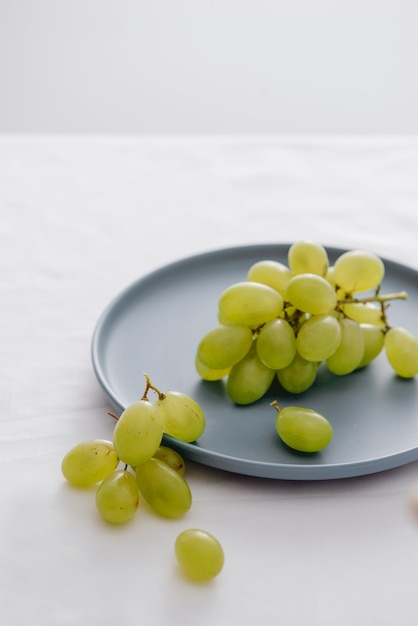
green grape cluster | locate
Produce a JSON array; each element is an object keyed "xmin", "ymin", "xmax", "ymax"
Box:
[
  {"xmin": 61, "ymin": 375, "xmax": 223, "ymax": 581},
  {"xmin": 196, "ymin": 241, "xmax": 418, "ymax": 405},
  {"xmin": 62, "ymin": 374, "xmax": 205, "ymax": 523}
]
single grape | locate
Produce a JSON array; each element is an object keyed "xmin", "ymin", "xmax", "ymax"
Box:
[
  {"xmin": 286, "ymin": 273, "xmax": 337, "ymax": 315},
  {"xmin": 153, "ymin": 446, "xmax": 186, "ymax": 475},
  {"xmin": 175, "ymin": 529, "xmax": 224, "ymax": 582},
  {"xmin": 296, "ymin": 314, "xmax": 342, "ymax": 362},
  {"xmin": 155, "ymin": 390, "xmax": 205, "ymax": 443},
  {"xmin": 326, "ymin": 318, "xmax": 364, "ymax": 375},
  {"xmin": 357, "ymin": 323, "xmax": 385, "ymax": 368},
  {"xmin": 384, "ymin": 327, "xmax": 418, "ymax": 378},
  {"xmin": 325, "ymin": 265, "xmax": 336, "ymax": 286},
  {"xmin": 277, "ymin": 352, "xmax": 317, "ymax": 394},
  {"xmin": 195, "ymin": 354, "xmax": 230, "ymax": 381},
  {"xmin": 256, "ymin": 318, "xmax": 296, "ymax": 370},
  {"xmin": 326, "ymin": 267, "xmax": 353, "ymax": 299},
  {"xmin": 136, "ymin": 457, "xmax": 192, "ymax": 518},
  {"xmin": 247, "ymin": 259, "xmax": 293, "ymax": 297},
  {"xmin": 339, "ymin": 302, "xmax": 385, "ymax": 327},
  {"xmin": 197, "ymin": 323, "xmax": 253, "ymax": 370},
  {"xmin": 218, "ymin": 281, "xmax": 284, "ymax": 328},
  {"xmin": 332, "ymin": 249, "xmax": 385, "ymax": 293},
  {"xmin": 226, "ymin": 343, "xmax": 275, "ymax": 405},
  {"xmin": 112, "ymin": 399, "xmax": 163, "ymax": 467},
  {"xmin": 273, "ymin": 402, "xmax": 333, "ymax": 453},
  {"xmin": 96, "ymin": 469, "xmax": 139, "ymax": 524},
  {"xmin": 61, "ymin": 439, "xmax": 119, "ymax": 487},
  {"xmin": 287, "ymin": 240, "xmax": 329, "ymax": 277}
]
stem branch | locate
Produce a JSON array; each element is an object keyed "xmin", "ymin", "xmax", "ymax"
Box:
[
  {"xmin": 338, "ymin": 291, "xmax": 408, "ymax": 305},
  {"xmin": 142, "ymin": 373, "xmax": 163, "ymax": 400}
]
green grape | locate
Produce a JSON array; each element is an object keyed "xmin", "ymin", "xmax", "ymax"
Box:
[
  {"xmin": 226, "ymin": 343, "xmax": 275, "ymax": 405},
  {"xmin": 217, "ymin": 308, "xmax": 229, "ymax": 325},
  {"xmin": 296, "ymin": 314, "xmax": 342, "ymax": 362},
  {"xmin": 96, "ymin": 469, "xmax": 139, "ymax": 524},
  {"xmin": 273, "ymin": 402, "xmax": 333, "ymax": 453},
  {"xmin": 136, "ymin": 457, "xmax": 192, "ymax": 518},
  {"xmin": 326, "ymin": 266, "xmax": 350, "ymax": 299},
  {"xmin": 256, "ymin": 318, "xmax": 296, "ymax": 370},
  {"xmin": 332, "ymin": 249, "xmax": 385, "ymax": 293},
  {"xmin": 277, "ymin": 352, "xmax": 317, "ymax": 393},
  {"xmin": 287, "ymin": 240, "xmax": 329, "ymax": 277},
  {"xmin": 197, "ymin": 323, "xmax": 253, "ymax": 370},
  {"xmin": 61, "ymin": 439, "xmax": 119, "ymax": 487},
  {"xmin": 384, "ymin": 327, "xmax": 418, "ymax": 378},
  {"xmin": 325, "ymin": 265, "xmax": 336, "ymax": 285},
  {"xmin": 218, "ymin": 281, "xmax": 284, "ymax": 328},
  {"xmin": 155, "ymin": 390, "xmax": 205, "ymax": 443},
  {"xmin": 153, "ymin": 446, "xmax": 186, "ymax": 475},
  {"xmin": 326, "ymin": 318, "xmax": 364, "ymax": 375},
  {"xmin": 175, "ymin": 529, "xmax": 224, "ymax": 582},
  {"xmin": 112, "ymin": 399, "xmax": 163, "ymax": 467},
  {"xmin": 247, "ymin": 259, "xmax": 293, "ymax": 297},
  {"xmin": 357, "ymin": 323, "xmax": 385, "ymax": 368},
  {"xmin": 340, "ymin": 302, "xmax": 385, "ymax": 327},
  {"xmin": 195, "ymin": 354, "xmax": 230, "ymax": 381},
  {"xmin": 286, "ymin": 273, "xmax": 337, "ymax": 315}
]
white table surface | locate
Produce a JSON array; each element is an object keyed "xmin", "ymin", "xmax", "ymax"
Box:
[{"xmin": 1, "ymin": 134, "xmax": 418, "ymax": 626}]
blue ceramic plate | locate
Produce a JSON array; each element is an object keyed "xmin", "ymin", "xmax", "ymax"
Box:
[{"xmin": 91, "ymin": 244, "xmax": 418, "ymax": 480}]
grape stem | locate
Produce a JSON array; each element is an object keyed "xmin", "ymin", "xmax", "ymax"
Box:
[
  {"xmin": 106, "ymin": 374, "xmax": 161, "ymax": 423},
  {"xmin": 337, "ymin": 289, "xmax": 408, "ymax": 330},
  {"xmin": 337, "ymin": 290, "xmax": 408, "ymax": 305},
  {"xmin": 271, "ymin": 400, "xmax": 280, "ymax": 413},
  {"xmin": 143, "ymin": 373, "xmax": 164, "ymax": 400}
]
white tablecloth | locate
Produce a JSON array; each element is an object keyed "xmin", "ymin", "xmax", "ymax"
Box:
[{"xmin": 1, "ymin": 135, "xmax": 418, "ymax": 626}]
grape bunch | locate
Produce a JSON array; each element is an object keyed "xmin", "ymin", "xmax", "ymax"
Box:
[
  {"xmin": 196, "ymin": 241, "xmax": 418, "ymax": 405},
  {"xmin": 61, "ymin": 375, "xmax": 204, "ymax": 521},
  {"xmin": 61, "ymin": 375, "xmax": 224, "ymax": 582}
]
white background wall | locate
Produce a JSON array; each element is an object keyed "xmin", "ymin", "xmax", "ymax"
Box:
[{"xmin": 1, "ymin": 0, "xmax": 417, "ymax": 133}]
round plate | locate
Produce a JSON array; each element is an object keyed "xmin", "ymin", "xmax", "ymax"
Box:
[{"xmin": 91, "ymin": 244, "xmax": 418, "ymax": 480}]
